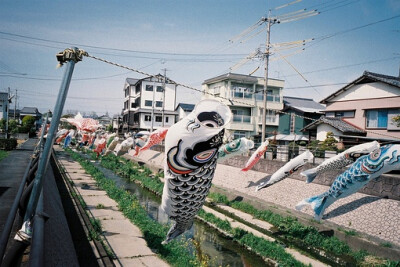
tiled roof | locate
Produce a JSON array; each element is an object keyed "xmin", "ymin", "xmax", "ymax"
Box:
[
  {"xmin": 302, "ymin": 116, "xmax": 366, "ymax": 134},
  {"xmin": 283, "ymin": 96, "xmax": 325, "ymax": 113},
  {"xmin": 363, "ymin": 71, "xmax": 400, "ymax": 88},
  {"xmin": 126, "ymin": 78, "xmax": 139, "ymax": 85},
  {"xmin": 176, "ymin": 103, "xmax": 195, "ymax": 112},
  {"xmin": 320, "ymin": 71, "xmax": 400, "ymax": 104},
  {"xmin": 20, "ymin": 107, "xmax": 41, "ymax": 115}
]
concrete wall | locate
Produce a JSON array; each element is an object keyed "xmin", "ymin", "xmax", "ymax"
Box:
[
  {"xmin": 130, "ymin": 147, "xmax": 400, "ymax": 201},
  {"xmin": 219, "ymin": 155, "xmax": 400, "ymax": 201}
]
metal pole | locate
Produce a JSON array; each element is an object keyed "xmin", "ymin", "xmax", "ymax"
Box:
[
  {"xmin": 14, "ymin": 89, "xmax": 17, "ymax": 120},
  {"xmin": 5, "ymin": 87, "xmax": 10, "ymax": 139},
  {"xmin": 261, "ymin": 11, "xmax": 272, "ymax": 144},
  {"xmin": 36, "ymin": 113, "xmax": 49, "ymax": 153},
  {"xmin": 150, "ymin": 81, "xmax": 155, "ymax": 132},
  {"xmin": 0, "ymin": 156, "xmax": 33, "ymax": 265},
  {"xmin": 29, "ymin": 190, "xmax": 45, "ymax": 267},
  {"xmin": 161, "ymin": 68, "xmax": 166, "ymax": 127},
  {"xmin": 23, "ymin": 48, "xmax": 80, "ymax": 223}
]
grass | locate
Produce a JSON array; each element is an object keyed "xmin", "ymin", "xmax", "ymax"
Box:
[
  {"xmin": 77, "ymin": 150, "xmax": 306, "ymax": 266},
  {"xmin": 207, "ymin": 192, "xmax": 399, "ymax": 266},
  {"xmin": 72, "ymin": 149, "xmax": 400, "ymax": 267},
  {"xmin": 66, "ymin": 149, "xmax": 201, "ymax": 267},
  {"xmin": 0, "ymin": 150, "xmax": 9, "ymax": 162}
]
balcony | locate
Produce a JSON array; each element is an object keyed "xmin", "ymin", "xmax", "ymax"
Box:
[
  {"xmin": 229, "ymin": 115, "xmax": 254, "ymax": 131},
  {"xmin": 233, "ymin": 115, "xmax": 252, "ymax": 123},
  {"xmin": 258, "ymin": 116, "xmax": 278, "ymax": 126},
  {"xmin": 255, "ymin": 94, "xmax": 281, "ymax": 103}
]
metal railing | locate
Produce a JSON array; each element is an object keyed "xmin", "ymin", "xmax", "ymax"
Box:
[{"xmin": 232, "ymin": 115, "xmax": 252, "ymax": 124}]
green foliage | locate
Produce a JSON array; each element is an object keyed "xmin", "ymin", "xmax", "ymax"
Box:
[
  {"xmin": 0, "ymin": 138, "xmax": 17, "ymax": 150},
  {"xmin": 106, "ymin": 124, "xmax": 113, "ymax": 132},
  {"xmin": 319, "ymin": 132, "xmax": 338, "ymax": 151},
  {"xmin": 0, "ymin": 150, "xmax": 9, "ymax": 161},
  {"xmin": 22, "ymin": 115, "xmax": 35, "ymax": 126},
  {"xmin": 391, "ymin": 115, "xmax": 400, "ymax": 127},
  {"xmin": 74, "ymin": 150, "xmax": 305, "ymax": 266},
  {"xmin": 65, "ymin": 149, "xmax": 201, "ymax": 267},
  {"xmin": 208, "ymin": 193, "xmax": 383, "ymax": 264}
]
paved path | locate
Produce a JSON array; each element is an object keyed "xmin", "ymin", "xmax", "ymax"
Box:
[
  {"xmin": 0, "ymin": 138, "xmax": 36, "ymax": 234},
  {"xmin": 55, "ymin": 147, "xmax": 169, "ymax": 267},
  {"xmin": 127, "ymin": 149, "xmax": 400, "ymax": 250}
]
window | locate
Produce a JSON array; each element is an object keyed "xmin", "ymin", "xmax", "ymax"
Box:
[
  {"xmin": 145, "ymin": 85, "xmax": 153, "ymax": 91},
  {"xmin": 165, "ymin": 116, "xmax": 169, "ymax": 123},
  {"xmin": 334, "ymin": 111, "xmax": 355, "ymax": 118},
  {"xmin": 366, "ymin": 109, "xmax": 388, "ymax": 128},
  {"xmin": 156, "ymin": 86, "xmax": 163, "ymax": 92},
  {"xmin": 155, "ymin": 116, "xmax": 162, "ymax": 122},
  {"xmin": 233, "ymin": 131, "xmax": 246, "ymax": 139},
  {"xmin": 144, "ymin": 115, "xmax": 152, "ymax": 122},
  {"xmin": 155, "ymin": 101, "xmax": 163, "ymax": 108},
  {"xmin": 145, "ymin": 100, "xmax": 152, "ymax": 107},
  {"xmin": 131, "ymin": 103, "xmax": 136, "ymax": 108}
]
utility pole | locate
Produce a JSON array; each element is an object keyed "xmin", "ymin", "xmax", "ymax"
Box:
[
  {"xmin": 5, "ymin": 87, "xmax": 10, "ymax": 139},
  {"xmin": 161, "ymin": 68, "xmax": 166, "ymax": 127},
  {"xmin": 14, "ymin": 89, "xmax": 17, "ymax": 120},
  {"xmin": 150, "ymin": 80, "xmax": 156, "ymax": 132},
  {"xmin": 261, "ymin": 10, "xmax": 275, "ymax": 144}
]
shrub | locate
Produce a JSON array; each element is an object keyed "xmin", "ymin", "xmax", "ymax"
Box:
[{"xmin": 0, "ymin": 138, "xmax": 17, "ymax": 150}]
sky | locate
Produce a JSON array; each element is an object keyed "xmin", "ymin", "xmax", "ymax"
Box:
[{"xmin": 0, "ymin": 0, "xmax": 399, "ymax": 117}]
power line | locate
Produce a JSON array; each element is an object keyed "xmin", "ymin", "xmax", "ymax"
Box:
[
  {"xmin": 308, "ymin": 14, "xmax": 400, "ymax": 49},
  {"xmin": 0, "ymin": 31, "xmax": 247, "ymax": 57}
]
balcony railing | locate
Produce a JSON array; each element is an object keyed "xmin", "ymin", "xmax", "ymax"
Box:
[
  {"xmin": 232, "ymin": 115, "xmax": 252, "ymax": 124},
  {"xmin": 232, "ymin": 92, "xmax": 253, "ymax": 99},
  {"xmin": 258, "ymin": 116, "xmax": 277, "ymax": 124},
  {"xmin": 255, "ymin": 94, "xmax": 281, "ymax": 102}
]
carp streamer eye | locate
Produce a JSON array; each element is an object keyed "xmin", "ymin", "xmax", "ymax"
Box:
[
  {"xmin": 369, "ymin": 149, "xmax": 381, "ymax": 160},
  {"xmin": 229, "ymin": 142, "xmax": 238, "ymax": 149},
  {"xmin": 197, "ymin": 112, "xmax": 224, "ymax": 128},
  {"xmin": 193, "ymin": 149, "xmax": 217, "ymax": 163}
]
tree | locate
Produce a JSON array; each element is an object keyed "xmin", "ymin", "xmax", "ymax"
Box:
[
  {"xmin": 392, "ymin": 115, "xmax": 400, "ymax": 127},
  {"xmin": 320, "ymin": 132, "xmax": 338, "ymax": 151},
  {"xmin": 19, "ymin": 115, "xmax": 36, "ymax": 134}
]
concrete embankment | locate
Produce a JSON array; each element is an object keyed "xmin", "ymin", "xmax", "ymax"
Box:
[
  {"xmin": 125, "ymin": 149, "xmax": 400, "ymax": 261},
  {"xmin": 54, "ymin": 146, "xmax": 169, "ymax": 266}
]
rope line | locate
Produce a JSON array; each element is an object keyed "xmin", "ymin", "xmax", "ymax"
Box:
[{"xmin": 83, "ymin": 53, "xmax": 400, "ymax": 141}]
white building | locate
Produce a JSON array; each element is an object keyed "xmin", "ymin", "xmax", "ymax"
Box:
[
  {"xmin": 202, "ymin": 73, "xmax": 284, "ymax": 143},
  {"xmin": 175, "ymin": 103, "xmax": 195, "ymax": 121},
  {"xmin": 122, "ymin": 75, "xmax": 178, "ymax": 132}
]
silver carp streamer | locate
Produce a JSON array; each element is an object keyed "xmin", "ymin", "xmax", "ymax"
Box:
[{"xmin": 161, "ymin": 99, "xmax": 232, "ymax": 244}]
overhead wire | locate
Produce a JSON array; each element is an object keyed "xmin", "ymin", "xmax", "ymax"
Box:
[{"xmin": 81, "ymin": 52, "xmax": 400, "ymax": 140}]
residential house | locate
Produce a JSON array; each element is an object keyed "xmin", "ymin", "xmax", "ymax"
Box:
[
  {"xmin": 302, "ymin": 71, "xmax": 400, "ymax": 144},
  {"xmin": 302, "ymin": 116, "xmax": 367, "ymax": 145},
  {"xmin": 97, "ymin": 114, "xmax": 112, "ymax": 130},
  {"xmin": 202, "ymin": 73, "xmax": 284, "ymax": 142},
  {"xmin": 112, "ymin": 114, "xmax": 123, "ymax": 133},
  {"xmin": 276, "ymin": 96, "xmax": 325, "ymax": 144},
  {"xmin": 8, "ymin": 109, "xmax": 21, "ymax": 122},
  {"xmin": 122, "ymin": 75, "xmax": 178, "ymax": 132},
  {"xmin": 20, "ymin": 107, "xmax": 42, "ymax": 130},
  {"xmin": 175, "ymin": 103, "xmax": 195, "ymax": 121}
]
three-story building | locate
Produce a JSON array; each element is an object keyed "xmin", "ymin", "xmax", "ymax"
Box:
[
  {"xmin": 122, "ymin": 75, "xmax": 178, "ymax": 132},
  {"xmin": 202, "ymin": 73, "xmax": 284, "ymax": 143}
]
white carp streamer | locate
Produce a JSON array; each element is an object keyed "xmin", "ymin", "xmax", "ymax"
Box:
[
  {"xmin": 217, "ymin": 137, "xmax": 254, "ymax": 162},
  {"xmin": 161, "ymin": 99, "xmax": 232, "ymax": 244}
]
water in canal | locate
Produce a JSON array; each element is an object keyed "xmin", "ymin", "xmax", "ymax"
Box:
[{"xmin": 90, "ymin": 160, "xmax": 269, "ymax": 267}]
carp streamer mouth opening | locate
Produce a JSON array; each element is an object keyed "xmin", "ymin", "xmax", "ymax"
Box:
[
  {"xmin": 197, "ymin": 112, "xmax": 225, "ymax": 128},
  {"xmin": 193, "ymin": 99, "xmax": 232, "ymax": 128}
]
